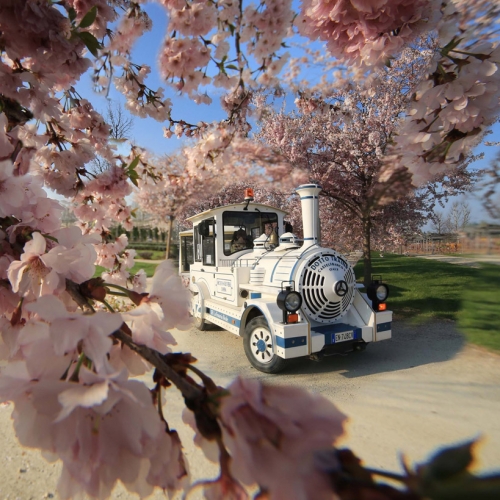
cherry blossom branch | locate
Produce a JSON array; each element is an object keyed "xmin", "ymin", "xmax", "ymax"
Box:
[
  {"xmin": 65, "ymin": 277, "xmax": 203, "ymax": 400},
  {"xmin": 112, "ymin": 328, "xmax": 203, "ymax": 401}
]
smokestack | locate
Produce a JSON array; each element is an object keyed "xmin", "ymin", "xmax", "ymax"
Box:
[{"xmin": 296, "ymin": 184, "xmax": 322, "ymax": 248}]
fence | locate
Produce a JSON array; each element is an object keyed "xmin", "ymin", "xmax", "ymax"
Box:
[{"xmin": 406, "ymin": 233, "xmax": 500, "ymax": 255}]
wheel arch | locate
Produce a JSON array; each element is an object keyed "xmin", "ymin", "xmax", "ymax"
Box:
[
  {"xmin": 239, "ymin": 305, "xmax": 266, "ymax": 336},
  {"xmin": 191, "ymin": 281, "xmax": 209, "ymax": 319},
  {"xmin": 239, "ymin": 301, "xmax": 283, "ymax": 337}
]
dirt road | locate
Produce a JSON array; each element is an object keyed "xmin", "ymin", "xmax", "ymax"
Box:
[{"xmin": 1, "ymin": 320, "xmax": 500, "ymax": 498}]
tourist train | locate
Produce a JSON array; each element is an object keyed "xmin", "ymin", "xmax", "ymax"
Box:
[{"xmin": 178, "ymin": 184, "xmax": 391, "ymax": 373}]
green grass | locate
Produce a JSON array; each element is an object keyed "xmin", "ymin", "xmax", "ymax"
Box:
[
  {"xmin": 94, "ymin": 262, "xmax": 159, "ymax": 278},
  {"xmin": 354, "ymin": 254, "xmax": 500, "ymax": 352}
]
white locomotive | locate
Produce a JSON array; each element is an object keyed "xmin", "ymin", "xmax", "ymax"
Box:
[{"xmin": 178, "ymin": 184, "xmax": 392, "ymax": 373}]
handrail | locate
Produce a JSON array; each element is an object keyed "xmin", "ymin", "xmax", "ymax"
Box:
[{"xmin": 219, "ymin": 258, "xmax": 257, "ymax": 268}]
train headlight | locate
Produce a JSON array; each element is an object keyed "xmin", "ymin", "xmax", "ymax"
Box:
[
  {"xmin": 277, "ymin": 289, "xmax": 302, "ymax": 313},
  {"xmin": 367, "ymin": 277, "xmax": 389, "ymax": 311},
  {"xmin": 375, "ymin": 284, "xmax": 389, "ymax": 301}
]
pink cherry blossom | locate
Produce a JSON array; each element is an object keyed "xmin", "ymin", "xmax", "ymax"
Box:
[
  {"xmin": 2, "ymin": 366, "xmax": 187, "ymax": 499},
  {"xmin": 147, "ymin": 260, "xmax": 191, "ymax": 330},
  {"xmin": 0, "ymin": 160, "xmax": 28, "ymax": 217},
  {"xmin": 26, "ymin": 295, "xmax": 123, "ymax": 373},
  {"xmin": 219, "ymin": 377, "xmax": 346, "ymax": 499},
  {"xmin": 7, "ymin": 232, "xmax": 62, "ymax": 299},
  {"xmin": 122, "ymin": 303, "xmax": 177, "ymax": 354},
  {"xmin": 297, "ymin": 0, "xmax": 440, "ymax": 67}
]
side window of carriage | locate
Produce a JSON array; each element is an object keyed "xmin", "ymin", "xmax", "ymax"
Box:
[
  {"xmin": 180, "ymin": 233, "xmax": 194, "ymax": 272},
  {"xmin": 198, "ymin": 218, "xmax": 216, "ymax": 266}
]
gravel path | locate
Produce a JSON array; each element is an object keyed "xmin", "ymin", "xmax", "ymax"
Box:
[{"xmin": 2, "ymin": 319, "xmax": 500, "ymax": 499}]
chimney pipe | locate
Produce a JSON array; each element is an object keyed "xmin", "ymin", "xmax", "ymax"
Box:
[{"xmin": 296, "ymin": 184, "xmax": 322, "ymax": 248}]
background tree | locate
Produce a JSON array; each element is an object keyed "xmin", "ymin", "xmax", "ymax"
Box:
[
  {"xmin": 446, "ymin": 200, "xmax": 472, "ymax": 233},
  {"xmin": 135, "ymin": 153, "xmax": 196, "ymax": 258},
  {"xmin": 430, "ymin": 210, "xmax": 451, "ymax": 235},
  {"xmin": 106, "ymin": 100, "xmax": 134, "ymax": 141},
  {"xmin": 256, "ymin": 47, "xmax": 478, "ymax": 285},
  {"xmin": 88, "ymin": 100, "xmax": 134, "ymax": 174}
]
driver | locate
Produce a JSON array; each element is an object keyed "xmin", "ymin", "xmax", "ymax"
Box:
[{"xmin": 231, "ymin": 229, "xmax": 249, "ymax": 252}]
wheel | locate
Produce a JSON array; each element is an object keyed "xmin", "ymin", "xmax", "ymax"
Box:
[
  {"xmin": 243, "ymin": 317, "xmax": 288, "ymax": 374},
  {"xmin": 191, "ymin": 291, "xmax": 207, "ymax": 331}
]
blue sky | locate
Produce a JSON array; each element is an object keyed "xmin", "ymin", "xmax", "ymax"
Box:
[
  {"xmin": 74, "ymin": 2, "xmax": 499, "ymax": 225},
  {"xmin": 76, "ymin": 2, "xmax": 227, "ymax": 156}
]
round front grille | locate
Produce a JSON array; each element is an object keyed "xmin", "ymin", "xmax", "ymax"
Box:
[{"xmin": 299, "ymin": 252, "xmax": 356, "ymax": 323}]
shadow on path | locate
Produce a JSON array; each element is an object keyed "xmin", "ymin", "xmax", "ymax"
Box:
[{"xmin": 281, "ymin": 320, "xmax": 465, "ymax": 378}]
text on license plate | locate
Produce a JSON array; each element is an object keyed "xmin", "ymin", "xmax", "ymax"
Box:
[{"xmin": 334, "ymin": 331, "xmax": 354, "ymax": 343}]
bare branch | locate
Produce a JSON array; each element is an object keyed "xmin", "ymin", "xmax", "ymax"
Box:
[{"xmin": 106, "ymin": 100, "xmax": 134, "ymax": 141}]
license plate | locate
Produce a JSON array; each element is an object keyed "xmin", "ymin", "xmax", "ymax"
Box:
[{"xmin": 334, "ymin": 331, "xmax": 354, "ymax": 343}]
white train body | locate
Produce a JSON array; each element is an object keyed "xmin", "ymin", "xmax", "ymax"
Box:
[{"xmin": 179, "ymin": 184, "xmax": 392, "ymax": 373}]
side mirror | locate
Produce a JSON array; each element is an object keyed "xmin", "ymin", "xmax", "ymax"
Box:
[{"xmin": 198, "ymin": 220, "xmax": 210, "ymax": 237}]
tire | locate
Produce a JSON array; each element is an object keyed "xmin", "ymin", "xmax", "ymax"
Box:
[
  {"xmin": 243, "ymin": 317, "xmax": 288, "ymax": 374},
  {"xmin": 191, "ymin": 291, "xmax": 207, "ymax": 331}
]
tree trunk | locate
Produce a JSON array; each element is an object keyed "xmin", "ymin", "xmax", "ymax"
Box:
[
  {"xmin": 166, "ymin": 217, "xmax": 174, "ymax": 260},
  {"xmin": 362, "ymin": 216, "xmax": 372, "ymax": 287}
]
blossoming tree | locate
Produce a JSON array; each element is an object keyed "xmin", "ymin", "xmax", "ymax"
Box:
[
  {"xmin": 256, "ymin": 49, "xmax": 479, "ymax": 284},
  {"xmin": 1, "ymin": 1, "xmax": 500, "ymax": 499}
]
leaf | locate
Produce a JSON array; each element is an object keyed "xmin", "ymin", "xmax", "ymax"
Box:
[
  {"xmin": 128, "ymin": 156, "xmax": 140, "ymax": 171},
  {"xmin": 423, "ymin": 440, "xmax": 476, "ymax": 481},
  {"xmin": 77, "ymin": 31, "xmax": 102, "ymax": 57},
  {"xmin": 79, "ymin": 6, "xmax": 97, "ymax": 29},
  {"xmin": 226, "ymin": 64, "xmax": 238, "ymax": 71},
  {"xmin": 125, "ymin": 157, "xmax": 140, "ymax": 187},
  {"xmin": 68, "ymin": 7, "xmax": 77, "ymax": 23},
  {"xmin": 441, "ymin": 37, "xmax": 463, "ymax": 57},
  {"xmin": 128, "ymin": 169, "xmax": 139, "ymax": 187}
]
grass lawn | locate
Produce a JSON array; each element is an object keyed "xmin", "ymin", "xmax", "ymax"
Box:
[
  {"xmin": 94, "ymin": 261, "xmax": 159, "ymax": 278},
  {"xmin": 354, "ymin": 254, "xmax": 500, "ymax": 352}
]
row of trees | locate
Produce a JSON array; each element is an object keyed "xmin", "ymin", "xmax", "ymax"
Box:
[{"xmin": 431, "ymin": 201, "xmax": 472, "ymax": 235}]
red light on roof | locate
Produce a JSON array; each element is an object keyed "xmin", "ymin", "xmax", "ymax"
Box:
[{"xmin": 244, "ymin": 188, "xmax": 254, "ymax": 200}]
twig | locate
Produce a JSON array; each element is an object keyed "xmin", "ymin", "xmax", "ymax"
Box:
[{"xmin": 112, "ymin": 328, "xmax": 203, "ymax": 401}]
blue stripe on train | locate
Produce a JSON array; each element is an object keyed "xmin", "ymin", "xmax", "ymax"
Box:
[
  {"xmin": 205, "ymin": 307, "xmax": 241, "ymax": 327},
  {"xmin": 275, "ymin": 336, "xmax": 307, "ymax": 348},
  {"xmin": 377, "ymin": 322, "xmax": 391, "ymax": 333}
]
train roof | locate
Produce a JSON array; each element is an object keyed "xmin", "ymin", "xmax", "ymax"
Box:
[{"xmin": 186, "ymin": 201, "xmax": 288, "ymax": 224}]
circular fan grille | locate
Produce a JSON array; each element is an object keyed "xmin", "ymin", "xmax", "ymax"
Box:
[{"xmin": 299, "ymin": 253, "xmax": 356, "ymax": 323}]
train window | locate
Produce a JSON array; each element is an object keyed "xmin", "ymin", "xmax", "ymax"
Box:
[
  {"xmin": 194, "ymin": 226, "xmax": 202, "ymax": 262},
  {"xmin": 223, "ymin": 211, "xmax": 279, "ymax": 256},
  {"xmin": 201, "ymin": 218, "xmax": 216, "ymax": 266},
  {"xmin": 180, "ymin": 235, "xmax": 194, "ymax": 272}
]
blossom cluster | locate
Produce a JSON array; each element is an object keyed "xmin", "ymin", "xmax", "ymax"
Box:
[
  {"xmin": 297, "ymin": 0, "xmax": 441, "ymax": 67},
  {"xmin": 390, "ymin": 2, "xmax": 500, "ymax": 185}
]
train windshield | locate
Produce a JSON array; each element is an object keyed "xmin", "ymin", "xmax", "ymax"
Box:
[{"xmin": 223, "ymin": 211, "xmax": 279, "ymax": 256}]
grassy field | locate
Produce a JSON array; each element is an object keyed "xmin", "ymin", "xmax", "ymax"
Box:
[
  {"xmin": 354, "ymin": 254, "xmax": 500, "ymax": 352},
  {"xmin": 94, "ymin": 261, "xmax": 159, "ymax": 278}
]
